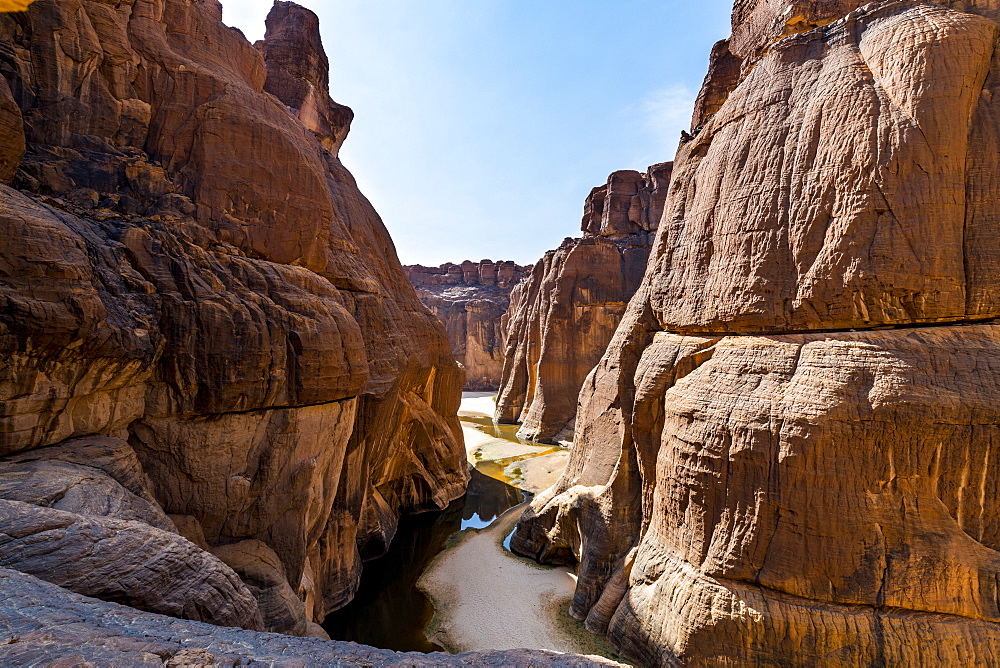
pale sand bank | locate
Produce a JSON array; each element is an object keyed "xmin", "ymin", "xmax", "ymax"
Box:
[
  {"xmin": 458, "ymin": 392, "xmax": 496, "ymax": 418},
  {"xmin": 418, "ymin": 504, "xmax": 617, "ymax": 660},
  {"xmin": 505, "ymin": 449, "xmax": 570, "ymax": 494},
  {"xmin": 431, "ymin": 395, "xmax": 616, "ymax": 660},
  {"xmin": 459, "ymin": 392, "xmax": 568, "ymax": 493}
]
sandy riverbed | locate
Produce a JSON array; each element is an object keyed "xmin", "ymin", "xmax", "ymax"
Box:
[
  {"xmin": 457, "ymin": 391, "xmax": 497, "ymax": 418},
  {"xmin": 415, "ymin": 394, "xmax": 618, "ymax": 660},
  {"xmin": 417, "ymin": 502, "xmax": 616, "ymax": 659},
  {"xmin": 458, "ymin": 394, "xmax": 569, "ymax": 494}
]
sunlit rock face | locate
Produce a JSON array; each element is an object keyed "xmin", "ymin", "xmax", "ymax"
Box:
[
  {"xmin": 495, "ymin": 164, "xmax": 672, "ymax": 444},
  {"xmin": 406, "ymin": 260, "xmax": 533, "ymax": 391},
  {"xmin": 0, "ymin": 0, "xmax": 468, "ymax": 635},
  {"xmin": 512, "ymin": 0, "xmax": 1000, "ymax": 664}
]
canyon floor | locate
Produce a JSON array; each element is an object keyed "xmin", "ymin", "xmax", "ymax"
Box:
[
  {"xmin": 416, "ymin": 394, "xmax": 619, "ymax": 660},
  {"xmin": 459, "ymin": 393, "xmax": 571, "ymax": 494}
]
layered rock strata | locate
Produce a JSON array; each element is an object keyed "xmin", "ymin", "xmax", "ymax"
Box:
[
  {"xmin": 0, "ymin": 0, "xmax": 467, "ymax": 638},
  {"xmin": 495, "ymin": 164, "xmax": 672, "ymax": 443},
  {"xmin": 513, "ymin": 0, "xmax": 1000, "ymax": 664},
  {"xmin": 406, "ymin": 260, "xmax": 532, "ymax": 390}
]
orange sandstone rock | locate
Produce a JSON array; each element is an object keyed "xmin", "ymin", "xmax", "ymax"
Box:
[
  {"xmin": 513, "ymin": 1, "xmax": 1000, "ymax": 664},
  {"xmin": 0, "ymin": 0, "xmax": 467, "ymax": 635},
  {"xmin": 495, "ymin": 164, "xmax": 672, "ymax": 443}
]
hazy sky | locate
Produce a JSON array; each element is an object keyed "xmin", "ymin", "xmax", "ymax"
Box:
[{"xmin": 223, "ymin": 1, "xmax": 732, "ymax": 266}]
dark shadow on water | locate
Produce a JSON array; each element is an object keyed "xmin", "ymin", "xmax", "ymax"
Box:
[{"xmin": 322, "ymin": 468, "xmax": 528, "ymax": 652}]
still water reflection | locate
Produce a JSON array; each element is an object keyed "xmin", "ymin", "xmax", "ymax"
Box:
[{"xmin": 322, "ymin": 469, "xmax": 527, "ymax": 652}]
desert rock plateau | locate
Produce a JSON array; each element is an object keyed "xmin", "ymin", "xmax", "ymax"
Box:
[{"xmin": 406, "ymin": 260, "xmax": 532, "ymax": 391}]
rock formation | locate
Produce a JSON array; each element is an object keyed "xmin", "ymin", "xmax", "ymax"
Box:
[
  {"xmin": 495, "ymin": 164, "xmax": 672, "ymax": 443},
  {"xmin": 0, "ymin": 567, "xmax": 624, "ymax": 666},
  {"xmin": 0, "ymin": 0, "xmax": 468, "ymax": 638},
  {"xmin": 406, "ymin": 260, "xmax": 532, "ymax": 391},
  {"xmin": 512, "ymin": 0, "xmax": 1000, "ymax": 664}
]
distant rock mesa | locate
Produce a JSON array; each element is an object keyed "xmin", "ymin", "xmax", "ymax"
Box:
[{"xmin": 406, "ymin": 260, "xmax": 532, "ymax": 391}]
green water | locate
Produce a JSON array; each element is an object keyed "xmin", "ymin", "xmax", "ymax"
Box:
[
  {"xmin": 323, "ymin": 408, "xmax": 566, "ymax": 653},
  {"xmin": 460, "ymin": 415, "xmax": 540, "ymax": 444},
  {"xmin": 462, "ymin": 416, "xmax": 569, "ymax": 488}
]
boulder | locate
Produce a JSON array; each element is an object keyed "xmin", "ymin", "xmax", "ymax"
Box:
[{"xmin": 0, "ymin": 500, "xmax": 264, "ymax": 630}]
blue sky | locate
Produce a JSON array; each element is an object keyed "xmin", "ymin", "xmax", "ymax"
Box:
[{"xmin": 224, "ymin": 1, "xmax": 732, "ymax": 266}]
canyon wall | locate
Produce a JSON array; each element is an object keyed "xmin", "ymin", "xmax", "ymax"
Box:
[
  {"xmin": 406, "ymin": 260, "xmax": 532, "ymax": 391},
  {"xmin": 512, "ymin": 0, "xmax": 1000, "ymax": 664},
  {"xmin": 495, "ymin": 164, "xmax": 672, "ymax": 443},
  {"xmin": 0, "ymin": 0, "xmax": 469, "ymax": 638}
]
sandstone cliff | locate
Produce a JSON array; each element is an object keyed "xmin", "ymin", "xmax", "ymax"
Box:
[
  {"xmin": 0, "ymin": 0, "xmax": 468, "ymax": 637},
  {"xmin": 495, "ymin": 164, "xmax": 672, "ymax": 443},
  {"xmin": 406, "ymin": 260, "xmax": 532, "ymax": 391},
  {"xmin": 512, "ymin": 0, "xmax": 1000, "ymax": 664}
]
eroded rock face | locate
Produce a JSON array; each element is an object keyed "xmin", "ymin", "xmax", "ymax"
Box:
[
  {"xmin": 513, "ymin": 1, "xmax": 1000, "ymax": 664},
  {"xmin": 495, "ymin": 164, "xmax": 672, "ymax": 443},
  {"xmin": 254, "ymin": 1, "xmax": 353, "ymax": 155},
  {"xmin": 0, "ymin": 500, "xmax": 264, "ymax": 630},
  {"xmin": 406, "ymin": 260, "xmax": 532, "ymax": 390},
  {"xmin": 0, "ymin": 74, "xmax": 22, "ymax": 182},
  {"xmin": 0, "ymin": 0, "xmax": 467, "ymax": 635}
]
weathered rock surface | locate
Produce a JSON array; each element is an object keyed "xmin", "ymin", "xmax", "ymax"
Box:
[
  {"xmin": 0, "ymin": 0, "xmax": 467, "ymax": 636},
  {"xmin": 513, "ymin": 1, "xmax": 1000, "ymax": 665},
  {"xmin": 0, "ymin": 436, "xmax": 176, "ymax": 532},
  {"xmin": 495, "ymin": 164, "xmax": 671, "ymax": 443},
  {"xmin": 254, "ymin": 1, "xmax": 353, "ymax": 155},
  {"xmin": 0, "ymin": 500, "xmax": 264, "ymax": 630},
  {"xmin": 0, "ymin": 567, "xmax": 626, "ymax": 666},
  {"xmin": 0, "ymin": 73, "xmax": 22, "ymax": 182},
  {"xmin": 406, "ymin": 260, "xmax": 532, "ymax": 390},
  {"xmin": 212, "ymin": 539, "xmax": 316, "ymax": 637}
]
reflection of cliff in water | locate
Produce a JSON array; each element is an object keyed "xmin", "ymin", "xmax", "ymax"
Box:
[{"xmin": 322, "ymin": 469, "xmax": 526, "ymax": 652}]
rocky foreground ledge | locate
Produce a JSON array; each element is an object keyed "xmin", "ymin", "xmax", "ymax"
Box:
[{"xmin": 0, "ymin": 567, "xmax": 624, "ymax": 667}]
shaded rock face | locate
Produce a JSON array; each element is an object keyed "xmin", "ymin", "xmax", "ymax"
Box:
[
  {"xmin": 513, "ymin": 1, "xmax": 1000, "ymax": 664},
  {"xmin": 495, "ymin": 164, "xmax": 672, "ymax": 443},
  {"xmin": 406, "ymin": 260, "xmax": 533, "ymax": 391},
  {"xmin": 0, "ymin": 0, "xmax": 467, "ymax": 636}
]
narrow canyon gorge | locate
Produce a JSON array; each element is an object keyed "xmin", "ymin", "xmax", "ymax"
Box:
[
  {"xmin": 2, "ymin": 0, "xmax": 1000, "ymax": 665},
  {"xmin": 0, "ymin": 0, "xmax": 610, "ymax": 664}
]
